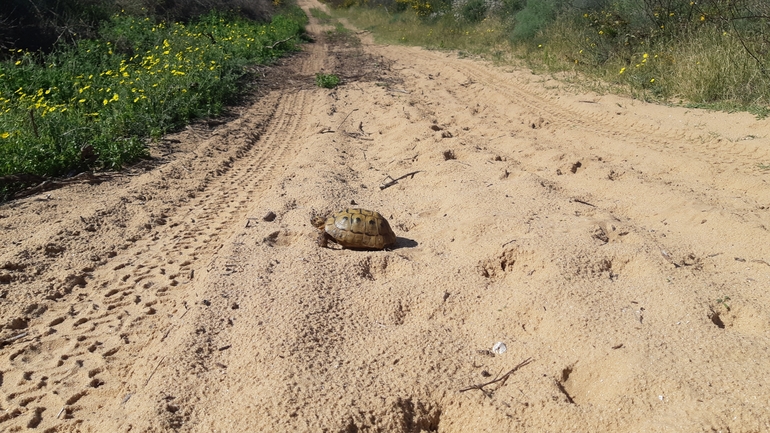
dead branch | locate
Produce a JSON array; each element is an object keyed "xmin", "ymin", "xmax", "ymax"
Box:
[
  {"xmin": 573, "ymin": 198, "xmax": 596, "ymax": 207},
  {"xmin": 0, "ymin": 332, "xmax": 29, "ymax": 348},
  {"xmin": 460, "ymin": 357, "xmax": 534, "ymax": 397},
  {"xmin": 161, "ymin": 307, "xmax": 189, "ymax": 342},
  {"xmin": 265, "ymin": 36, "xmax": 293, "ymax": 50},
  {"xmin": 379, "ymin": 171, "xmax": 422, "ymax": 190},
  {"xmin": 9, "ymin": 172, "xmax": 117, "ymax": 199},
  {"xmin": 341, "ymin": 121, "xmax": 373, "ymax": 140},
  {"xmin": 344, "ymin": 132, "xmax": 374, "ymax": 141},
  {"xmin": 357, "ymin": 121, "xmax": 368, "ymax": 136},
  {"xmin": 144, "ymin": 355, "xmax": 166, "ymax": 387},
  {"xmin": 337, "ymin": 109, "xmax": 359, "ymax": 130},
  {"xmin": 29, "ymin": 110, "xmax": 39, "ymax": 138},
  {"xmin": 0, "ymin": 173, "xmax": 46, "ymax": 187}
]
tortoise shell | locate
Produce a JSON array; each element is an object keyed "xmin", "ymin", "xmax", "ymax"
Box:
[{"xmin": 312, "ymin": 208, "xmax": 396, "ymax": 250}]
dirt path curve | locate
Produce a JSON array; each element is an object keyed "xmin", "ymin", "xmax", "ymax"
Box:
[{"xmin": 1, "ymin": 0, "xmax": 770, "ymax": 431}]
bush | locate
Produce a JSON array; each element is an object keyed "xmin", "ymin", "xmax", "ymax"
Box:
[
  {"xmin": 457, "ymin": 0, "xmax": 487, "ymax": 22},
  {"xmin": 0, "ymin": 0, "xmax": 114, "ymax": 53},
  {"xmin": 150, "ymin": 0, "xmax": 275, "ymax": 23},
  {"xmin": 511, "ymin": 0, "xmax": 561, "ymax": 40},
  {"xmin": 315, "ymin": 73, "xmax": 341, "ymax": 88},
  {"xmin": 499, "ymin": 0, "xmax": 526, "ymax": 18}
]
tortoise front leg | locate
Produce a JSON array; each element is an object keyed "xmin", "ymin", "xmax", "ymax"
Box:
[{"xmin": 317, "ymin": 231, "xmax": 332, "ymax": 248}]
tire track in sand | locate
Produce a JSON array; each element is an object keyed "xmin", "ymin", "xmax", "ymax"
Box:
[
  {"xmin": 367, "ymin": 44, "xmax": 770, "ymax": 255},
  {"xmin": 372, "ymin": 44, "xmax": 770, "ymax": 205},
  {"xmin": 137, "ymin": 88, "xmax": 323, "ymax": 433},
  {"xmin": 387, "ymin": 47, "xmax": 770, "ymax": 168},
  {"xmin": 0, "ymin": 86, "xmax": 310, "ymax": 432}
]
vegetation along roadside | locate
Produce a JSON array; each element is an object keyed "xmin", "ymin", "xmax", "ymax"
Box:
[
  {"xmin": 0, "ymin": 4, "xmax": 308, "ymax": 200},
  {"xmin": 327, "ymin": 0, "xmax": 770, "ymax": 116}
]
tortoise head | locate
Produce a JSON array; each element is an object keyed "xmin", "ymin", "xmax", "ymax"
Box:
[{"xmin": 310, "ymin": 215, "xmax": 327, "ymax": 229}]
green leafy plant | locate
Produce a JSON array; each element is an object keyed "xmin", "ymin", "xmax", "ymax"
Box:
[
  {"xmin": 315, "ymin": 72, "xmax": 340, "ymax": 88},
  {"xmin": 0, "ymin": 8, "xmax": 307, "ymax": 197},
  {"xmin": 511, "ymin": 0, "xmax": 559, "ymax": 41},
  {"xmin": 716, "ymin": 296, "xmax": 731, "ymax": 311}
]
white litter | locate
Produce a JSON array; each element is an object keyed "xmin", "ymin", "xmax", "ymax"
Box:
[{"xmin": 492, "ymin": 341, "xmax": 507, "ymax": 354}]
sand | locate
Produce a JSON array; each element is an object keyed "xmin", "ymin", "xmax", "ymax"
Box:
[{"xmin": 1, "ymin": 0, "xmax": 770, "ymax": 431}]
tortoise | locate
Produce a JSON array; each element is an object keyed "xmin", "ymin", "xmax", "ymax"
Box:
[{"xmin": 312, "ymin": 208, "xmax": 397, "ymax": 250}]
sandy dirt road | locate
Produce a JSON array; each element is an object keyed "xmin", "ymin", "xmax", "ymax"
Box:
[{"xmin": 1, "ymin": 0, "xmax": 770, "ymax": 431}]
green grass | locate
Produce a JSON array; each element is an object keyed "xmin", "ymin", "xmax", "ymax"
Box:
[
  {"xmin": 529, "ymin": 8, "xmax": 770, "ymax": 114},
  {"xmin": 0, "ymin": 7, "xmax": 307, "ymax": 196},
  {"xmin": 333, "ymin": 6, "xmax": 510, "ymax": 55},
  {"xmin": 309, "ymin": 7, "xmax": 334, "ymax": 24}
]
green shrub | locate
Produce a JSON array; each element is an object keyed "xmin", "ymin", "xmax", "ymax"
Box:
[
  {"xmin": 459, "ymin": 0, "xmax": 487, "ymax": 23},
  {"xmin": 499, "ymin": 0, "xmax": 526, "ymax": 18},
  {"xmin": 315, "ymin": 73, "xmax": 341, "ymax": 88},
  {"xmin": 511, "ymin": 0, "xmax": 560, "ymax": 40}
]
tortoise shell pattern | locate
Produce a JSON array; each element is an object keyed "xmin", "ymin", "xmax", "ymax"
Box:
[{"xmin": 323, "ymin": 208, "xmax": 396, "ymax": 249}]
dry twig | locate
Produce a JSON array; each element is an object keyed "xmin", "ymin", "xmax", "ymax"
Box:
[
  {"xmin": 501, "ymin": 239, "xmax": 517, "ymax": 248},
  {"xmin": 265, "ymin": 36, "xmax": 294, "ymax": 50},
  {"xmin": 342, "ymin": 122, "xmax": 373, "ymax": 140},
  {"xmin": 573, "ymin": 198, "xmax": 596, "ymax": 207},
  {"xmin": 0, "ymin": 332, "xmax": 29, "ymax": 348},
  {"xmin": 460, "ymin": 357, "xmax": 534, "ymax": 397},
  {"xmin": 337, "ymin": 109, "xmax": 359, "ymax": 130},
  {"xmin": 144, "ymin": 355, "xmax": 166, "ymax": 387},
  {"xmin": 379, "ymin": 171, "xmax": 422, "ymax": 190},
  {"xmin": 5, "ymin": 172, "xmax": 117, "ymax": 199}
]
